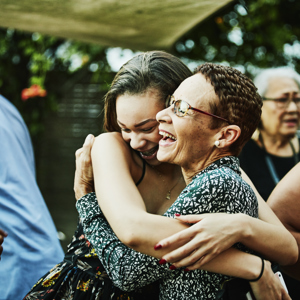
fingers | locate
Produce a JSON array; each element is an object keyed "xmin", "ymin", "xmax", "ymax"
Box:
[
  {"xmin": 0, "ymin": 229, "xmax": 8, "ymax": 238},
  {"xmin": 163, "ymin": 241, "xmax": 219, "ymax": 270},
  {"xmin": 0, "ymin": 230, "xmax": 7, "ymax": 259},
  {"xmin": 75, "ymin": 147, "xmax": 83, "ymax": 159},
  {"xmin": 75, "ymin": 134, "xmax": 94, "ymax": 159},
  {"xmin": 155, "ymin": 225, "xmax": 199, "ymax": 250},
  {"xmin": 83, "ymin": 134, "xmax": 95, "ymax": 148},
  {"xmin": 174, "ymin": 214, "xmax": 207, "ymax": 224}
]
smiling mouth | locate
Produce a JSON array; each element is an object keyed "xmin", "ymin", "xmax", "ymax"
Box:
[
  {"xmin": 140, "ymin": 145, "xmax": 159, "ymax": 157},
  {"xmin": 159, "ymin": 131, "xmax": 177, "ymax": 141},
  {"xmin": 283, "ymin": 118, "xmax": 298, "ymax": 124}
]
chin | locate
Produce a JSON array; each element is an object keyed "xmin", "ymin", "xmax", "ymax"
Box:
[
  {"xmin": 147, "ymin": 158, "xmax": 162, "ymax": 166},
  {"xmin": 283, "ymin": 132, "xmax": 297, "ymax": 140},
  {"xmin": 157, "ymin": 152, "xmax": 172, "ymax": 164}
]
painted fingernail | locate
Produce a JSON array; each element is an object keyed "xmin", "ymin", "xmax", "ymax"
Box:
[
  {"xmin": 184, "ymin": 268, "xmax": 190, "ymax": 272},
  {"xmin": 174, "ymin": 213, "xmax": 181, "ymax": 217},
  {"xmin": 154, "ymin": 244, "xmax": 162, "ymax": 250},
  {"xmin": 159, "ymin": 259, "xmax": 167, "ymax": 265},
  {"xmin": 169, "ymin": 265, "xmax": 177, "ymax": 270}
]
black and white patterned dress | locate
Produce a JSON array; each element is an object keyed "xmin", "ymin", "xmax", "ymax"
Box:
[{"xmin": 76, "ymin": 156, "xmax": 258, "ymax": 300}]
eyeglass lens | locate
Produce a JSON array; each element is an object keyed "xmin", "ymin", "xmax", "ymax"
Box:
[
  {"xmin": 174, "ymin": 100, "xmax": 189, "ymax": 116},
  {"xmin": 276, "ymin": 98, "xmax": 300, "ymax": 109}
]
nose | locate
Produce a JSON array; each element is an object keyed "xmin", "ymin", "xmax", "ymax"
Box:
[
  {"xmin": 286, "ymin": 99, "xmax": 299, "ymax": 112},
  {"xmin": 129, "ymin": 133, "xmax": 147, "ymax": 150},
  {"xmin": 156, "ymin": 106, "xmax": 172, "ymax": 123}
]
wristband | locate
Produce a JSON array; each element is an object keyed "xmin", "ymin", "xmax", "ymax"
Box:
[{"xmin": 248, "ymin": 257, "xmax": 264, "ymax": 282}]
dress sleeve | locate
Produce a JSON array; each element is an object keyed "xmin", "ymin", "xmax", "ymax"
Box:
[{"xmin": 76, "ymin": 193, "xmax": 174, "ymax": 291}]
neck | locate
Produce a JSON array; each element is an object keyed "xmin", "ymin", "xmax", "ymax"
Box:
[
  {"xmin": 181, "ymin": 150, "xmax": 231, "ymax": 184},
  {"xmin": 151, "ymin": 162, "xmax": 182, "ymax": 178},
  {"xmin": 259, "ymin": 131, "xmax": 297, "ymax": 156}
]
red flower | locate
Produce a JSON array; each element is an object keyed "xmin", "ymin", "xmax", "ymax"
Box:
[{"xmin": 21, "ymin": 84, "xmax": 47, "ymax": 101}]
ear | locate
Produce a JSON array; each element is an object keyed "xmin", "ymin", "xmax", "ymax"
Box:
[{"xmin": 216, "ymin": 125, "xmax": 241, "ymax": 148}]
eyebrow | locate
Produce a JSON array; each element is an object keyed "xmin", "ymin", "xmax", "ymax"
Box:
[{"xmin": 117, "ymin": 119, "xmax": 157, "ymax": 128}]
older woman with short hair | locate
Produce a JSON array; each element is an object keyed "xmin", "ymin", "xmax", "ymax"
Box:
[
  {"xmin": 239, "ymin": 66, "xmax": 300, "ymax": 300},
  {"xmin": 239, "ymin": 67, "xmax": 300, "ymax": 200}
]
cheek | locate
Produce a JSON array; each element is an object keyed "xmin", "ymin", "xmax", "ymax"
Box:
[{"xmin": 121, "ymin": 132, "xmax": 130, "ymax": 143}]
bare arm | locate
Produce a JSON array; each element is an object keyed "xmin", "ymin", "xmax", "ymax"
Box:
[{"xmin": 268, "ymin": 162, "xmax": 300, "ymax": 280}]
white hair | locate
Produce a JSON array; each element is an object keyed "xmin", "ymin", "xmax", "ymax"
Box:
[{"xmin": 253, "ymin": 67, "xmax": 300, "ymax": 97}]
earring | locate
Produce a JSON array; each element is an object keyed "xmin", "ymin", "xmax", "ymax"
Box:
[{"xmin": 214, "ymin": 141, "xmax": 220, "ymax": 148}]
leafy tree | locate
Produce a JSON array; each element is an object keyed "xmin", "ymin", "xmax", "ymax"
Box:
[
  {"xmin": 173, "ymin": 0, "xmax": 300, "ymax": 76},
  {"xmin": 1, "ymin": 0, "xmax": 299, "ymax": 141},
  {"xmin": 0, "ymin": 28, "xmax": 112, "ymax": 139}
]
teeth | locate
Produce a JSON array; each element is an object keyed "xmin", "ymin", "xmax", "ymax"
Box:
[
  {"xmin": 141, "ymin": 147, "xmax": 157, "ymax": 156},
  {"xmin": 159, "ymin": 131, "xmax": 177, "ymax": 141}
]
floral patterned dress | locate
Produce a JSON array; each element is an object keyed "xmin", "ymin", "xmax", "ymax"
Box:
[
  {"xmin": 23, "ymin": 155, "xmax": 158, "ymax": 300},
  {"xmin": 23, "ymin": 220, "xmax": 159, "ymax": 300}
]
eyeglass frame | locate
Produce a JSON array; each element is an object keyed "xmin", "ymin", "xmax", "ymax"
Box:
[
  {"xmin": 166, "ymin": 95, "xmax": 230, "ymax": 124},
  {"xmin": 262, "ymin": 96, "xmax": 300, "ymax": 110}
]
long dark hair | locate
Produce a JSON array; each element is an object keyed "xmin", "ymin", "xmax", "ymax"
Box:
[{"xmin": 104, "ymin": 51, "xmax": 192, "ymax": 132}]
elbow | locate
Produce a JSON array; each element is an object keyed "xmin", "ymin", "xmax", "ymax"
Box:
[
  {"xmin": 280, "ymin": 237, "xmax": 299, "ymax": 266},
  {"xmin": 118, "ymin": 230, "xmax": 142, "ymax": 249},
  {"xmin": 288, "ymin": 241, "xmax": 299, "ymax": 266}
]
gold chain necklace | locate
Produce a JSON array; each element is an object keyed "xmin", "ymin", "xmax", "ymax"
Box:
[
  {"xmin": 165, "ymin": 175, "xmax": 182, "ymax": 200},
  {"xmin": 151, "ymin": 165, "xmax": 183, "ymax": 200}
]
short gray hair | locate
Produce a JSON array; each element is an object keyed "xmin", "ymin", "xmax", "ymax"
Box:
[{"xmin": 253, "ymin": 67, "xmax": 300, "ymax": 97}]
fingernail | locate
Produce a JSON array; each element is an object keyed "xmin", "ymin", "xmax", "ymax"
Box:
[
  {"xmin": 184, "ymin": 268, "xmax": 190, "ymax": 272},
  {"xmin": 84, "ymin": 134, "xmax": 93, "ymax": 145},
  {"xmin": 174, "ymin": 213, "xmax": 181, "ymax": 217},
  {"xmin": 169, "ymin": 265, "xmax": 176, "ymax": 270},
  {"xmin": 159, "ymin": 259, "xmax": 167, "ymax": 265},
  {"xmin": 154, "ymin": 244, "xmax": 162, "ymax": 250}
]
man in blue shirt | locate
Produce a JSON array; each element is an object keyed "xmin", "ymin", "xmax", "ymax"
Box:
[{"xmin": 0, "ymin": 95, "xmax": 64, "ymax": 300}]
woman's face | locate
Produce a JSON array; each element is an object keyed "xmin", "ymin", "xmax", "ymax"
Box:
[
  {"xmin": 116, "ymin": 89, "xmax": 165, "ymax": 166},
  {"xmin": 261, "ymin": 77, "xmax": 300, "ymax": 139},
  {"xmin": 156, "ymin": 73, "xmax": 221, "ymax": 170}
]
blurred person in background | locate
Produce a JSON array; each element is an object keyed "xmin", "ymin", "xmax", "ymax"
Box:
[
  {"xmin": 239, "ymin": 67, "xmax": 300, "ymax": 200},
  {"xmin": 239, "ymin": 67, "xmax": 300, "ymax": 298},
  {"xmin": 0, "ymin": 94, "xmax": 64, "ymax": 300}
]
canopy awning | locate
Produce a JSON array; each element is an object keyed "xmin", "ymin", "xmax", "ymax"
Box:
[{"xmin": 0, "ymin": 0, "xmax": 233, "ymax": 50}]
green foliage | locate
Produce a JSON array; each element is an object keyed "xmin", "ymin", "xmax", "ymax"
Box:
[
  {"xmin": 0, "ymin": 28, "xmax": 113, "ymax": 139},
  {"xmin": 172, "ymin": 0, "xmax": 300, "ymax": 76},
  {"xmin": 0, "ymin": 0, "xmax": 299, "ymax": 142}
]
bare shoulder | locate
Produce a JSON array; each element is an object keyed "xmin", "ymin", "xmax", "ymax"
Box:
[
  {"xmin": 93, "ymin": 132, "xmax": 131, "ymax": 155},
  {"xmin": 92, "ymin": 132, "xmax": 142, "ymax": 179}
]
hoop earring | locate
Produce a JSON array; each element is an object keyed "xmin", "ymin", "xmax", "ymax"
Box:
[{"xmin": 214, "ymin": 141, "xmax": 220, "ymax": 148}]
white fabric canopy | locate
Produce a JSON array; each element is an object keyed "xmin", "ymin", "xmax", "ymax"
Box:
[{"xmin": 0, "ymin": 0, "xmax": 232, "ymax": 50}]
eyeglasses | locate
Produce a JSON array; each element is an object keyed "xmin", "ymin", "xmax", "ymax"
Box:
[
  {"xmin": 262, "ymin": 97, "xmax": 300, "ymax": 110},
  {"xmin": 166, "ymin": 95, "xmax": 229, "ymax": 123}
]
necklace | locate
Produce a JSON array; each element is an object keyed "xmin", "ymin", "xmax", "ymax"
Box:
[
  {"xmin": 259, "ymin": 134, "xmax": 299, "ymax": 185},
  {"xmin": 165, "ymin": 175, "xmax": 182, "ymax": 200},
  {"xmin": 151, "ymin": 166, "xmax": 183, "ymax": 200}
]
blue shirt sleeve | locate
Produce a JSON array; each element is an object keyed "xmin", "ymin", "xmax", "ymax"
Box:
[{"xmin": 0, "ymin": 95, "xmax": 64, "ymax": 300}]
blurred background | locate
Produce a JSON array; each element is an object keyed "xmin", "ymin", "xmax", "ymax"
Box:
[{"xmin": 0, "ymin": 0, "xmax": 299, "ymax": 250}]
